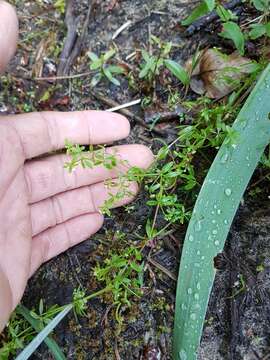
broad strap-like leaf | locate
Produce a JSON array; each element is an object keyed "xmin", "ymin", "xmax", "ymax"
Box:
[
  {"xmin": 15, "ymin": 304, "xmax": 72, "ymax": 360},
  {"xmin": 173, "ymin": 64, "xmax": 270, "ymax": 359},
  {"xmin": 16, "ymin": 305, "xmax": 66, "ymax": 360}
]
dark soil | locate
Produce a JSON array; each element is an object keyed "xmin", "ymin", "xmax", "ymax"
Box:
[{"xmin": 1, "ymin": 0, "xmax": 270, "ymax": 359}]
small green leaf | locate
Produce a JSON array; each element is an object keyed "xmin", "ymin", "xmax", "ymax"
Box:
[
  {"xmin": 164, "ymin": 59, "xmax": 190, "ymax": 86},
  {"xmin": 139, "ymin": 57, "xmax": 156, "ymax": 79},
  {"xmin": 130, "ymin": 262, "xmax": 142, "ymax": 272},
  {"xmin": 87, "ymin": 51, "xmax": 99, "ymax": 62},
  {"xmin": 90, "ymin": 73, "xmax": 102, "ymax": 88},
  {"xmin": 90, "ymin": 60, "xmax": 102, "ymax": 70},
  {"xmin": 88, "ymin": 51, "xmax": 102, "ymax": 70},
  {"xmin": 145, "ymin": 219, "xmax": 153, "ymax": 239},
  {"xmin": 251, "ymin": 0, "xmax": 269, "ymax": 11},
  {"xmin": 204, "ymin": 0, "xmax": 215, "ymax": 11},
  {"xmin": 249, "ymin": 23, "xmax": 266, "ymax": 39},
  {"xmin": 216, "ymin": 4, "xmax": 238, "ymax": 22},
  {"xmin": 220, "ymin": 21, "xmax": 245, "ymax": 55},
  {"xmin": 141, "ymin": 49, "xmax": 151, "ymax": 62},
  {"xmin": 106, "ymin": 65, "xmax": 125, "ymax": 74},
  {"xmin": 103, "ymin": 67, "xmax": 120, "ymax": 86},
  {"xmin": 181, "ymin": 2, "xmax": 209, "ymax": 26},
  {"xmin": 103, "ymin": 48, "xmax": 116, "ymax": 61},
  {"xmin": 265, "ymin": 22, "xmax": 270, "ymax": 37},
  {"xmin": 163, "ymin": 41, "xmax": 172, "ymax": 56}
]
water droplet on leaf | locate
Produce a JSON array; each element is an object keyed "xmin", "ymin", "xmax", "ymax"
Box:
[
  {"xmin": 225, "ymin": 188, "xmax": 232, "ymax": 196},
  {"xmin": 195, "ymin": 220, "xmax": 202, "ymax": 232},
  {"xmin": 179, "ymin": 349, "xmax": 187, "ymax": 360},
  {"xmin": 221, "ymin": 152, "xmax": 229, "ymax": 163}
]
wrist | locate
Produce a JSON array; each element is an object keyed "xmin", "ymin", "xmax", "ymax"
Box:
[{"xmin": 0, "ymin": 265, "xmax": 12, "ymax": 333}]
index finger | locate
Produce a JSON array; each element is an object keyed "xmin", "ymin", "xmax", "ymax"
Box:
[{"xmin": 7, "ymin": 110, "xmax": 130, "ymax": 159}]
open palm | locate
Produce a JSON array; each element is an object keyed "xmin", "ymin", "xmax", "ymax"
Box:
[
  {"xmin": 0, "ymin": 111, "xmax": 152, "ymax": 322},
  {"xmin": 0, "ymin": 2, "xmax": 153, "ymax": 330}
]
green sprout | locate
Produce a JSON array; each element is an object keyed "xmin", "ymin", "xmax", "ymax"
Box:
[{"xmin": 88, "ymin": 49, "xmax": 125, "ymax": 87}]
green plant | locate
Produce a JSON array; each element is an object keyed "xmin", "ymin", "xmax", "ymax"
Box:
[
  {"xmin": 173, "ymin": 64, "xmax": 270, "ymax": 360},
  {"xmin": 54, "ymin": 0, "xmax": 65, "ymax": 14},
  {"xmin": 138, "ymin": 36, "xmax": 192, "ymax": 89},
  {"xmin": 12, "ymin": 286, "xmax": 110, "ymax": 360},
  {"xmin": 164, "ymin": 60, "xmax": 190, "ymax": 86},
  {"xmin": 220, "ymin": 21, "xmax": 245, "ymax": 55},
  {"xmin": 64, "ymin": 141, "xmax": 135, "ymax": 216},
  {"xmin": 249, "ymin": 0, "xmax": 270, "ymax": 39},
  {"xmin": 138, "ymin": 36, "xmax": 172, "ymax": 86},
  {"xmin": 16, "ymin": 304, "xmax": 66, "ymax": 360},
  {"xmin": 88, "ymin": 49, "xmax": 125, "ymax": 87},
  {"xmin": 64, "ymin": 141, "xmax": 121, "ymax": 172},
  {"xmin": 1, "ymin": 300, "xmax": 67, "ymax": 360},
  {"xmin": 182, "ymin": 0, "xmax": 270, "ymax": 55},
  {"xmin": 216, "ymin": 4, "xmax": 238, "ymax": 22},
  {"xmin": 16, "ymin": 305, "xmax": 73, "ymax": 360},
  {"xmin": 181, "ymin": 0, "xmax": 216, "ymax": 26},
  {"xmin": 251, "ymin": 0, "xmax": 269, "ymax": 13},
  {"xmin": 0, "ymin": 313, "xmax": 33, "ymax": 360},
  {"xmin": 94, "ymin": 244, "xmax": 144, "ymax": 325}
]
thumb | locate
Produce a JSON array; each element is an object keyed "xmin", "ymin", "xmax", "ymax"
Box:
[{"xmin": 0, "ymin": 1, "xmax": 18, "ymax": 74}]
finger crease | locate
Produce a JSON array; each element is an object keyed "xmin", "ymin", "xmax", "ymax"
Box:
[
  {"xmin": 23, "ymin": 165, "xmax": 33, "ymax": 202},
  {"xmin": 86, "ymin": 114, "xmax": 93, "ymax": 145},
  {"xmin": 88, "ymin": 185, "xmax": 97, "ymax": 213},
  {"xmin": 63, "ymin": 221, "xmax": 72, "ymax": 248},
  {"xmin": 50, "ymin": 196, "xmax": 61, "ymax": 226},
  {"xmin": 9, "ymin": 122, "xmax": 27, "ymax": 160},
  {"xmin": 59, "ymin": 154, "xmax": 75, "ymax": 190},
  {"xmin": 42, "ymin": 231, "xmax": 52, "ymax": 264},
  {"xmin": 39, "ymin": 112, "xmax": 59, "ymax": 152}
]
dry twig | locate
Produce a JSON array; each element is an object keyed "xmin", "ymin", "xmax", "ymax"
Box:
[
  {"xmin": 58, "ymin": 0, "xmax": 94, "ymax": 75},
  {"xmin": 87, "ymin": 92, "xmax": 164, "ymax": 136}
]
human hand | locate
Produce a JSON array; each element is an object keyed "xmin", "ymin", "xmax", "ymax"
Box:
[{"xmin": 0, "ymin": 1, "xmax": 153, "ymax": 331}]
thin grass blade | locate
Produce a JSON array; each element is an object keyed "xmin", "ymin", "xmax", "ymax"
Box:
[
  {"xmin": 15, "ymin": 304, "xmax": 72, "ymax": 360},
  {"xmin": 16, "ymin": 304, "xmax": 66, "ymax": 360},
  {"xmin": 173, "ymin": 64, "xmax": 270, "ymax": 359}
]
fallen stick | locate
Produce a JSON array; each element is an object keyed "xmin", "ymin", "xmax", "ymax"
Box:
[
  {"xmin": 57, "ymin": 0, "xmax": 79, "ymax": 75},
  {"xmin": 58, "ymin": 1, "xmax": 94, "ymax": 76}
]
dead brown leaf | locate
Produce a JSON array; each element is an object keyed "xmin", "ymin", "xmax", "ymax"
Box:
[{"xmin": 186, "ymin": 49, "xmax": 255, "ymax": 99}]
